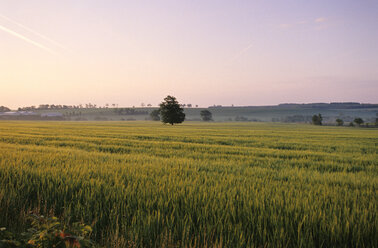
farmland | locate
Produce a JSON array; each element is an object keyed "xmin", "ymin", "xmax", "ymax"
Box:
[
  {"xmin": 8, "ymin": 102, "xmax": 378, "ymax": 123},
  {"xmin": 0, "ymin": 121, "xmax": 377, "ymax": 247}
]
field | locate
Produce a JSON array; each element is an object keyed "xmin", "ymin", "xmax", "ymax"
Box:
[{"xmin": 0, "ymin": 121, "xmax": 377, "ymax": 247}]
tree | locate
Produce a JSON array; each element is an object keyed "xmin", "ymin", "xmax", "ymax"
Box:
[
  {"xmin": 312, "ymin": 114, "xmax": 323, "ymax": 125},
  {"xmin": 159, "ymin": 95, "xmax": 185, "ymax": 125},
  {"xmin": 150, "ymin": 109, "xmax": 160, "ymax": 121},
  {"xmin": 354, "ymin": 117, "xmax": 364, "ymax": 126},
  {"xmin": 200, "ymin": 110, "xmax": 213, "ymax": 121},
  {"xmin": 0, "ymin": 106, "xmax": 10, "ymax": 112},
  {"xmin": 336, "ymin": 118, "xmax": 344, "ymax": 126}
]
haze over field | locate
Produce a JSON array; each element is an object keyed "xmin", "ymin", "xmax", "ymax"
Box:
[{"xmin": 1, "ymin": 0, "xmax": 378, "ymax": 108}]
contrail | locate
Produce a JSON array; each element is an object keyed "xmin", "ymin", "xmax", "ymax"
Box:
[
  {"xmin": 0, "ymin": 14, "xmax": 69, "ymax": 52},
  {"xmin": 230, "ymin": 43, "xmax": 253, "ymax": 63},
  {"xmin": 0, "ymin": 24, "xmax": 57, "ymax": 54}
]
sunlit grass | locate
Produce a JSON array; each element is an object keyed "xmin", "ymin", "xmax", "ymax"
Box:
[{"xmin": 0, "ymin": 121, "xmax": 377, "ymax": 247}]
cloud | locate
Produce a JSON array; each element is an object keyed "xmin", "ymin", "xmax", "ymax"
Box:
[
  {"xmin": 0, "ymin": 14, "xmax": 70, "ymax": 52},
  {"xmin": 0, "ymin": 24, "xmax": 57, "ymax": 54},
  {"xmin": 277, "ymin": 17, "xmax": 328, "ymax": 31},
  {"xmin": 230, "ymin": 43, "xmax": 253, "ymax": 63},
  {"xmin": 0, "ymin": 14, "xmax": 69, "ymax": 51},
  {"xmin": 314, "ymin": 17, "xmax": 327, "ymax": 23}
]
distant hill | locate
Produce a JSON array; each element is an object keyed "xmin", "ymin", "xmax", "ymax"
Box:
[
  {"xmin": 2, "ymin": 102, "xmax": 377, "ymax": 124},
  {"xmin": 208, "ymin": 102, "xmax": 378, "ymax": 109},
  {"xmin": 276, "ymin": 102, "xmax": 378, "ymax": 109}
]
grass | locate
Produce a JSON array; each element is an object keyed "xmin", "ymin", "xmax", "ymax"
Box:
[{"xmin": 0, "ymin": 121, "xmax": 377, "ymax": 247}]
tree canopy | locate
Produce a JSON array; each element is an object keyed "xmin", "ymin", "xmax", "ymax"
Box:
[
  {"xmin": 0, "ymin": 106, "xmax": 10, "ymax": 112},
  {"xmin": 159, "ymin": 96, "xmax": 185, "ymax": 125},
  {"xmin": 336, "ymin": 118, "xmax": 344, "ymax": 126},
  {"xmin": 312, "ymin": 114, "xmax": 323, "ymax": 125},
  {"xmin": 354, "ymin": 118, "xmax": 364, "ymax": 126},
  {"xmin": 200, "ymin": 110, "xmax": 213, "ymax": 121}
]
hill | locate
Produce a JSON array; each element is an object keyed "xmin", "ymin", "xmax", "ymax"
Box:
[{"xmin": 1, "ymin": 102, "xmax": 377, "ymax": 123}]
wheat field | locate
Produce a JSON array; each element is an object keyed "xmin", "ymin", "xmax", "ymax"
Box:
[{"xmin": 0, "ymin": 121, "xmax": 377, "ymax": 247}]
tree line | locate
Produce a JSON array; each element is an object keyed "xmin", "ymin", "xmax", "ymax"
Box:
[
  {"xmin": 0, "ymin": 106, "xmax": 10, "ymax": 112},
  {"xmin": 2, "ymin": 99, "xmax": 377, "ymax": 126},
  {"xmin": 312, "ymin": 113, "xmax": 376, "ymax": 127}
]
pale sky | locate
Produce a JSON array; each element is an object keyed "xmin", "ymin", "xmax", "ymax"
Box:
[{"xmin": 1, "ymin": 0, "xmax": 377, "ymax": 108}]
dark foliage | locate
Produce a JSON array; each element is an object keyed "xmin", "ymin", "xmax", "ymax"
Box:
[
  {"xmin": 354, "ymin": 118, "xmax": 364, "ymax": 126},
  {"xmin": 200, "ymin": 110, "xmax": 213, "ymax": 121},
  {"xmin": 336, "ymin": 118, "xmax": 344, "ymax": 126},
  {"xmin": 0, "ymin": 106, "xmax": 10, "ymax": 112},
  {"xmin": 312, "ymin": 114, "xmax": 323, "ymax": 125},
  {"xmin": 0, "ymin": 214, "xmax": 96, "ymax": 247},
  {"xmin": 159, "ymin": 96, "xmax": 185, "ymax": 125}
]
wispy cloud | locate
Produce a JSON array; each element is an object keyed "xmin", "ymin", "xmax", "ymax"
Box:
[
  {"xmin": 314, "ymin": 17, "xmax": 327, "ymax": 23},
  {"xmin": 278, "ymin": 17, "xmax": 328, "ymax": 30},
  {"xmin": 230, "ymin": 43, "xmax": 253, "ymax": 63},
  {"xmin": 0, "ymin": 14, "xmax": 70, "ymax": 52},
  {"xmin": 0, "ymin": 24, "xmax": 57, "ymax": 54}
]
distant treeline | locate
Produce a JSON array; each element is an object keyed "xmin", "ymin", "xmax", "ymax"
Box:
[
  {"xmin": 8, "ymin": 102, "xmax": 378, "ymax": 112},
  {"xmin": 277, "ymin": 102, "xmax": 378, "ymax": 109},
  {"xmin": 114, "ymin": 108, "xmax": 148, "ymax": 115},
  {"xmin": 210, "ymin": 102, "xmax": 378, "ymax": 109},
  {"xmin": 18, "ymin": 104, "xmax": 99, "ymax": 111},
  {"xmin": 0, "ymin": 106, "xmax": 10, "ymax": 112},
  {"xmin": 0, "ymin": 115, "xmax": 65, "ymax": 121}
]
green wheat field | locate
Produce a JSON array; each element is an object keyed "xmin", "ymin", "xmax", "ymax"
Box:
[{"xmin": 0, "ymin": 121, "xmax": 377, "ymax": 247}]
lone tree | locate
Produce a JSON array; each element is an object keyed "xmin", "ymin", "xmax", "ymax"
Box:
[
  {"xmin": 0, "ymin": 106, "xmax": 10, "ymax": 112},
  {"xmin": 200, "ymin": 110, "xmax": 213, "ymax": 121},
  {"xmin": 159, "ymin": 95, "xmax": 185, "ymax": 125},
  {"xmin": 336, "ymin": 118, "xmax": 344, "ymax": 126},
  {"xmin": 354, "ymin": 117, "xmax": 364, "ymax": 126},
  {"xmin": 150, "ymin": 109, "xmax": 160, "ymax": 121},
  {"xmin": 312, "ymin": 114, "xmax": 323, "ymax": 125}
]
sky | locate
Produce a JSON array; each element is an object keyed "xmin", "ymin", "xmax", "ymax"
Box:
[{"xmin": 1, "ymin": 0, "xmax": 377, "ymax": 108}]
